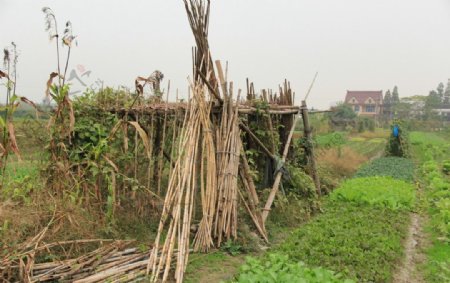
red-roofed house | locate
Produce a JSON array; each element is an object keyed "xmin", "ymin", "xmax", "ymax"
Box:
[{"xmin": 344, "ymin": 90, "xmax": 383, "ymax": 117}]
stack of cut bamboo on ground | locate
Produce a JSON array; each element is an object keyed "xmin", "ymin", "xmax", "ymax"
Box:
[{"xmin": 0, "ymin": 239, "xmax": 177, "ymax": 283}]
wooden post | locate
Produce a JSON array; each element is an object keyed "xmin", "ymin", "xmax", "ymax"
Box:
[{"xmin": 301, "ymin": 100, "xmax": 321, "ymax": 196}]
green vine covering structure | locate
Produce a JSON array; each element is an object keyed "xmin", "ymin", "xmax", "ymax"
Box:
[{"xmin": 386, "ymin": 120, "xmax": 410, "ymax": 158}]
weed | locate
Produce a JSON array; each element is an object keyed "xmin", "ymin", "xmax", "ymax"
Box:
[
  {"xmin": 317, "ymin": 147, "xmax": 367, "ymax": 178},
  {"xmin": 221, "ymin": 239, "xmax": 244, "ymax": 256}
]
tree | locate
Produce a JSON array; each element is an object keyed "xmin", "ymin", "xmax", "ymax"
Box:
[
  {"xmin": 383, "ymin": 90, "xmax": 392, "ymax": 119},
  {"xmin": 328, "ymin": 103, "xmax": 357, "ymax": 130},
  {"xmin": 331, "ymin": 103, "xmax": 357, "ymax": 120},
  {"xmin": 395, "ymin": 102, "xmax": 412, "ymax": 120},
  {"xmin": 437, "ymin": 82, "xmax": 445, "ymax": 96},
  {"xmin": 384, "ymin": 90, "xmax": 392, "ymax": 105},
  {"xmin": 445, "ymin": 79, "xmax": 450, "ymax": 95},
  {"xmin": 392, "ymin": 86, "xmax": 400, "ymax": 104},
  {"xmin": 444, "ymin": 79, "xmax": 450, "ymax": 104},
  {"xmin": 426, "ymin": 90, "xmax": 441, "ymax": 108}
]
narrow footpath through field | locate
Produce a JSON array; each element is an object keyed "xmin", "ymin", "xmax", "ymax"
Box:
[{"xmin": 393, "ymin": 212, "xmax": 425, "ymax": 283}]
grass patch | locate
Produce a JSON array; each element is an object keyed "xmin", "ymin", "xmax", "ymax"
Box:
[
  {"xmin": 348, "ymin": 137, "xmax": 365, "ymax": 142},
  {"xmin": 315, "ymin": 132, "xmax": 347, "ymax": 148},
  {"xmin": 185, "ymin": 251, "xmax": 246, "ymax": 283},
  {"xmin": 354, "ymin": 157, "xmax": 415, "ymax": 182},
  {"xmin": 346, "ymin": 139, "xmax": 386, "ymax": 159},
  {"xmin": 425, "ymin": 241, "xmax": 450, "ymax": 282},
  {"xmin": 410, "ymin": 131, "xmax": 448, "ymax": 147},
  {"xmin": 275, "ymin": 201, "xmax": 410, "ymax": 282},
  {"xmin": 357, "ymin": 129, "xmax": 389, "ymax": 139}
]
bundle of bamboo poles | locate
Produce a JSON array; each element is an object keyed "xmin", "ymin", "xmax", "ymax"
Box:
[
  {"xmin": 213, "ymin": 86, "xmax": 241, "ymax": 246},
  {"xmin": 146, "ymin": 81, "xmax": 208, "ymax": 283},
  {"xmin": 192, "ymin": 84, "xmax": 217, "ymax": 253}
]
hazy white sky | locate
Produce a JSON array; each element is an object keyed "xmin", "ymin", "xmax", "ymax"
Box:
[{"xmin": 1, "ymin": 0, "xmax": 450, "ymax": 109}]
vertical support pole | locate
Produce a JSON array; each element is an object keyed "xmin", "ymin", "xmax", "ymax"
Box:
[{"xmin": 301, "ymin": 100, "xmax": 321, "ymax": 196}]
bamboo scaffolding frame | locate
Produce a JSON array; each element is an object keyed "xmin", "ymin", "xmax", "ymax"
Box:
[{"xmin": 7, "ymin": 1, "xmax": 324, "ymax": 282}]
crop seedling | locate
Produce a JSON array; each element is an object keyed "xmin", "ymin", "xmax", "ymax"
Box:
[
  {"xmin": 331, "ymin": 176, "xmax": 415, "ymax": 210},
  {"xmin": 234, "ymin": 253, "xmax": 354, "ymax": 283},
  {"xmin": 354, "ymin": 157, "xmax": 415, "ymax": 182},
  {"xmin": 275, "ymin": 201, "xmax": 409, "ymax": 282}
]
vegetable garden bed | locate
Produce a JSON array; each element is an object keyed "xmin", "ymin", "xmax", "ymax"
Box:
[{"xmin": 233, "ymin": 155, "xmax": 416, "ymax": 282}]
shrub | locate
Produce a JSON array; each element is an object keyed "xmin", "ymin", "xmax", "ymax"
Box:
[
  {"xmin": 356, "ymin": 117, "xmax": 375, "ymax": 133},
  {"xmin": 386, "ymin": 121, "xmax": 410, "ymax": 158},
  {"xmin": 354, "ymin": 157, "xmax": 415, "ymax": 182},
  {"xmin": 284, "ymin": 164, "xmax": 316, "ymax": 198},
  {"xmin": 330, "ymin": 177, "xmax": 415, "ymax": 210},
  {"xmin": 234, "ymin": 253, "xmax": 354, "ymax": 283}
]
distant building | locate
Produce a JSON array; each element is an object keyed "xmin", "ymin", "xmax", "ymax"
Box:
[
  {"xmin": 434, "ymin": 106, "xmax": 450, "ymax": 121},
  {"xmin": 344, "ymin": 90, "xmax": 383, "ymax": 117},
  {"xmin": 400, "ymin": 96, "xmax": 426, "ymax": 118}
]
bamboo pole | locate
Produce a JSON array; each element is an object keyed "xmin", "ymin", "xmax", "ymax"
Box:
[
  {"xmin": 261, "ymin": 115, "xmax": 299, "ymax": 223},
  {"xmin": 157, "ymin": 81, "xmax": 170, "ymax": 195}
]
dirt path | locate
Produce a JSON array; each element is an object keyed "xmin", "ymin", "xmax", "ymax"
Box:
[{"xmin": 393, "ymin": 213, "xmax": 426, "ymax": 283}]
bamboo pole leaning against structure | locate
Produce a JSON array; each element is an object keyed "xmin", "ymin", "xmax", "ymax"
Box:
[
  {"xmin": 261, "ymin": 115, "xmax": 299, "ymax": 223},
  {"xmin": 192, "ymin": 83, "xmax": 217, "ymax": 252},
  {"xmin": 213, "ymin": 83, "xmax": 242, "ymax": 246},
  {"xmin": 146, "ymin": 81, "xmax": 213, "ymax": 283}
]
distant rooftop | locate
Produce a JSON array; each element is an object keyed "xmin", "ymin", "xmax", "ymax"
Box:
[{"xmin": 345, "ymin": 90, "xmax": 383, "ymax": 104}]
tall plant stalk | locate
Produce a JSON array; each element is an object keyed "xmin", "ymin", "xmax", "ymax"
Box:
[
  {"xmin": 1, "ymin": 48, "xmax": 11, "ymax": 175},
  {"xmin": 1, "ymin": 43, "xmax": 19, "ymax": 177},
  {"xmin": 42, "ymin": 7, "xmax": 78, "ymax": 192}
]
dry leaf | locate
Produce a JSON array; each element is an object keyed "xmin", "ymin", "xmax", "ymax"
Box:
[
  {"xmin": 128, "ymin": 121, "xmax": 151, "ymax": 159},
  {"xmin": 45, "ymin": 72, "xmax": 59, "ymax": 98},
  {"xmin": 20, "ymin": 97, "xmax": 40, "ymax": 119},
  {"xmin": 7, "ymin": 122, "xmax": 22, "ymax": 161},
  {"xmin": 103, "ymin": 155, "xmax": 119, "ymax": 172}
]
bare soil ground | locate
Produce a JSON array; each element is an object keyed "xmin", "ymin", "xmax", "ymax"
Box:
[{"xmin": 393, "ymin": 213, "xmax": 426, "ymax": 283}]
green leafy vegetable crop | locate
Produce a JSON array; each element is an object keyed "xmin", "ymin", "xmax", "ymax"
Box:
[
  {"xmin": 331, "ymin": 176, "xmax": 415, "ymax": 210},
  {"xmin": 276, "ymin": 201, "xmax": 409, "ymax": 282},
  {"xmin": 354, "ymin": 157, "xmax": 414, "ymax": 182},
  {"xmin": 234, "ymin": 253, "xmax": 354, "ymax": 283}
]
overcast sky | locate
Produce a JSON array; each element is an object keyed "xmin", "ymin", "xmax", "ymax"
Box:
[{"xmin": 1, "ymin": 0, "xmax": 450, "ymax": 109}]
